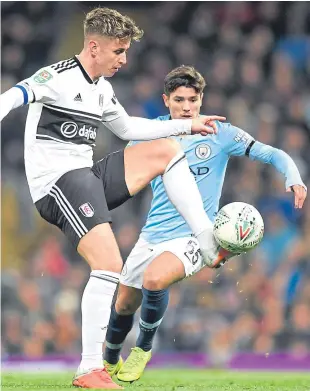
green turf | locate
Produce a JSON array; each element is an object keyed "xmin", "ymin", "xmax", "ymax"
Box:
[{"xmin": 2, "ymin": 370, "xmax": 310, "ymax": 391}]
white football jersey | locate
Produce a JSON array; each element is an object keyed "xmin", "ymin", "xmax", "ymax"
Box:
[{"xmin": 18, "ymin": 56, "xmax": 125, "ymax": 202}]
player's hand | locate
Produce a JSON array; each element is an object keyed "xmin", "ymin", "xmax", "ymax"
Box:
[
  {"xmin": 286, "ymin": 185, "xmax": 307, "ymax": 209},
  {"xmin": 191, "ymin": 115, "xmax": 226, "ymax": 136}
]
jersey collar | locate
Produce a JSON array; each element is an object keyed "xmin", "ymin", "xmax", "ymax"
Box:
[{"xmin": 74, "ymin": 55, "xmax": 99, "ymax": 85}]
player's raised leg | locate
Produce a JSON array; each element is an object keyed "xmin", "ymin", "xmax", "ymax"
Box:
[
  {"xmin": 117, "ymin": 251, "xmax": 185, "ymax": 382},
  {"xmin": 124, "ymin": 139, "xmax": 227, "ymax": 266}
]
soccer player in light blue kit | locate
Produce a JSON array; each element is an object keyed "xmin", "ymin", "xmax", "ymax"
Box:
[{"xmin": 103, "ymin": 66, "xmax": 307, "ymax": 381}]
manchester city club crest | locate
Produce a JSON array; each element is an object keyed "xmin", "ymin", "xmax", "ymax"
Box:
[{"xmin": 195, "ymin": 144, "xmax": 211, "ymax": 159}]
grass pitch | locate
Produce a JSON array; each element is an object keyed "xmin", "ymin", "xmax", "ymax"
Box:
[{"xmin": 2, "ymin": 369, "xmax": 310, "ymax": 391}]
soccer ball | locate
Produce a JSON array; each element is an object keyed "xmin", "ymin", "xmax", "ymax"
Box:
[{"xmin": 213, "ymin": 202, "xmax": 264, "ymax": 253}]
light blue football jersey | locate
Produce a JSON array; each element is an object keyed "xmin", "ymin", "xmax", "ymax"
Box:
[{"xmin": 129, "ymin": 114, "xmax": 304, "ymax": 244}]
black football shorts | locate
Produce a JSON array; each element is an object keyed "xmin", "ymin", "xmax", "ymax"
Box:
[{"xmin": 35, "ymin": 150, "xmax": 131, "ymax": 248}]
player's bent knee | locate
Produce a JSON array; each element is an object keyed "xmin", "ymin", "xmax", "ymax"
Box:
[
  {"xmin": 160, "ymin": 138, "xmax": 182, "ymax": 162},
  {"xmin": 143, "ymin": 273, "xmax": 166, "ymax": 291},
  {"xmin": 146, "ymin": 138, "xmax": 182, "ymax": 176},
  {"xmin": 115, "ymin": 299, "xmax": 139, "ymax": 315},
  {"xmin": 77, "ymin": 224, "xmax": 123, "ymax": 273},
  {"xmin": 162, "ymin": 138, "xmax": 181, "ymax": 152},
  {"xmin": 147, "ymin": 138, "xmax": 181, "ymax": 164}
]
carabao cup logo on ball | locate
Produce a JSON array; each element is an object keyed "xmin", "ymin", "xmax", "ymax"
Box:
[
  {"xmin": 213, "ymin": 202, "xmax": 264, "ymax": 253},
  {"xmin": 234, "ymin": 204, "xmax": 264, "ymax": 251}
]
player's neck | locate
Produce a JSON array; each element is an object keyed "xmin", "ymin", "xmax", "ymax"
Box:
[{"xmin": 76, "ymin": 51, "xmax": 101, "ymax": 81}]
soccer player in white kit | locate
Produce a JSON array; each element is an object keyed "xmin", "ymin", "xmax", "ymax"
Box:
[
  {"xmin": 103, "ymin": 65, "xmax": 307, "ymax": 382},
  {"xmin": 0, "ymin": 8, "xmax": 230, "ymax": 389}
]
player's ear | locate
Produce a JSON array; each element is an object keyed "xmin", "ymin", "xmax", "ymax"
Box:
[
  {"xmin": 200, "ymin": 93, "xmax": 204, "ymax": 107},
  {"xmin": 88, "ymin": 39, "xmax": 99, "ymax": 56},
  {"xmin": 162, "ymin": 94, "xmax": 169, "ymax": 108}
]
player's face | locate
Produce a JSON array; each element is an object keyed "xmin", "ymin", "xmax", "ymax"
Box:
[
  {"xmin": 163, "ymin": 87, "xmax": 203, "ymax": 119},
  {"xmin": 90, "ymin": 36, "xmax": 131, "ymax": 77}
]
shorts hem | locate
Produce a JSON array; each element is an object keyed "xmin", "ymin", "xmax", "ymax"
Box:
[
  {"xmin": 73, "ymin": 219, "xmax": 112, "ymax": 249},
  {"xmin": 119, "ymin": 279, "xmax": 142, "ymax": 290}
]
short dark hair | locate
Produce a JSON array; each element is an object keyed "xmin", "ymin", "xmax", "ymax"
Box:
[
  {"xmin": 164, "ymin": 66, "xmax": 206, "ymax": 96},
  {"xmin": 84, "ymin": 7, "xmax": 144, "ymax": 41}
]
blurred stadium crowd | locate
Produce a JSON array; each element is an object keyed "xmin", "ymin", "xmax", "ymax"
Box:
[{"xmin": 1, "ymin": 2, "xmax": 310, "ymax": 364}]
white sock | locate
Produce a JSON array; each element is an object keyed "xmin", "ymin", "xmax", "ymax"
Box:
[
  {"xmin": 162, "ymin": 151, "xmax": 213, "ymax": 236},
  {"xmin": 78, "ymin": 270, "xmax": 119, "ymax": 373},
  {"xmin": 162, "ymin": 151, "xmax": 216, "ymax": 259}
]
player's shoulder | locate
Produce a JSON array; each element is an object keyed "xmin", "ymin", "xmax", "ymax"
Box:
[
  {"xmin": 213, "ymin": 119, "xmax": 254, "ymax": 151},
  {"xmin": 30, "ymin": 57, "xmax": 78, "ymax": 84},
  {"xmin": 98, "ymin": 77, "xmax": 114, "ymax": 92},
  {"xmin": 49, "ymin": 57, "xmax": 78, "ymax": 75},
  {"xmin": 95, "ymin": 77, "xmax": 116, "ymax": 101},
  {"xmin": 215, "ymin": 120, "xmax": 233, "ymax": 131},
  {"xmin": 214, "ymin": 120, "xmax": 242, "ymax": 139}
]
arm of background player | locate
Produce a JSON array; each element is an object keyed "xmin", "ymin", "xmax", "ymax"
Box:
[
  {"xmin": 249, "ymin": 141, "xmax": 307, "ymax": 192},
  {"xmin": 0, "ymin": 68, "xmax": 59, "ymax": 122},
  {"xmin": 219, "ymin": 122, "xmax": 256, "ymax": 157},
  {"xmin": 220, "ymin": 121, "xmax": 307, "ymax": 194}
]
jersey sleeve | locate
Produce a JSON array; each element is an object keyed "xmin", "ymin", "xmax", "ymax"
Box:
[
  {"xmin": 101, "ymin": 82, "xmax": 127, "ymax": 122},
  {"xmin": 218, "ymin": 122, "xmax": 255, "ymax": 156},
  {"xmin": 18, "ymin": 67, "xmax": 60, "ymax": 104},
  {"xmin": 125, "ymin": 115, "xmax": 169, "ymax": 148},
  {"xmin": 248, "ymin": 141, "xmax": 306, "ymax": 190}
]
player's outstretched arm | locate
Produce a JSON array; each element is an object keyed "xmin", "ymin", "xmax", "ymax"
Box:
[
  {"xmin": 1, "ymin": 68, "xmax": 59, "ymax": 123},
  {"xmin": 104, "ymin": 113, "xmax": 226, "ymax": 140},
  {"xmin": 0, "ymin": 87, "xmax": 27, "ymax": 121},
  {"xmin": 250, "ymin": 141, "xmax": 307, "ymax": 208},
  {"xmin": 218, "ymin": 123, "xmax": 307, "ymax": 209},
  {"xmin": 286, "ymin": 185, "xmax": 307, "ymax": 209}
]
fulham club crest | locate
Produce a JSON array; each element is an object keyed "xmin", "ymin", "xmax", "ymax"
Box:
[
  {"xmin": 79, "ymin": 202, "xmax": 94, "ymax": 217},
  {"xmin": 99, "ymin": 94, "xmax": 104, "ymax": 108}
]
